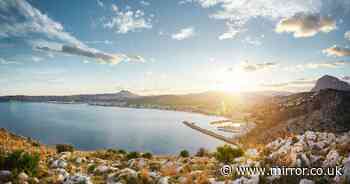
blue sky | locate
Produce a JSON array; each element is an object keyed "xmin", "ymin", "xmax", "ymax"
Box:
[{"xmin": 1, "ymin": 0, "xmax": 350, "ymax": 95}]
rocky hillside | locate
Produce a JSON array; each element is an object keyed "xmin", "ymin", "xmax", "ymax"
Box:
[
  {"xmin": 0, "ymin": 128, "xmax": 350, "ymax": 184},
  {"xmin": 244, "ymin": 88, "xmax": 350, "ymax": 145},
  {"xmin": 311, "ymin": 75, "xmax": 350, "ymax": 92}
]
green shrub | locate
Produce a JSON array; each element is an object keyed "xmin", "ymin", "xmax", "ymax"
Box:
[
  {"xmin": 126, "ymin": 151, "xmax": 140, "ymax": 160},
  {"xmin": 118, "ymin": 149, "xmax": 127, "ymax": 155},
  {"xmin": 142, "ymin": 152, "xmax": 153, "ymax": 159},
  {"xmin": 106, "ymin": 149, "xmax": 118, "ymax": 154},
  {"xmin": 56, "ymin": 144, "xmax": 74, "ymax": 153},
  {"xmin": 87, "ymin": 164, "xmax": 96, "ymax": 173},
  {"xmin": 179, "ymin": 150, "xmax": 190, "ymax": 157},
  {"xmin": 196, "ymin": 147, "xmax": 209, "ymax": 157},
  {"xmin": 215, "ymin": 145, "xmax": 244, "ymax": 164},
  {"xmin": 0, "ymin": 150, "xmax": 40, "ymax": 176}
]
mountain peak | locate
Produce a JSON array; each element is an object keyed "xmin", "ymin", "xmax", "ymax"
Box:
[{"xmin": 311, "ymin": 75, "xmax": 350, "ymax": 92}]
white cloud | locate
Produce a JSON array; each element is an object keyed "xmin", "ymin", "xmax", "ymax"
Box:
[
  {"xmin": 140, "ymin": 1, "xmax": 150, "ymax": 6},
  {"xmin": 0, "ymin": 0, "xmax": 83, "ymax": 47},
  {"xmin": 0, "ymin": 0, "xmax": 144, "ymax": 65},
  {"xmin": 85, "ymin": 40, "xmax": 113, "ymax": 45},
  {"xmin": 323, "ymin": 45, "xmax": 350, "ymax": 57},
  {"xmin": 0, "ymin": 58, "xmax": 21, "ymax": 65},
  {"xmin": 104, "ymin": 6, "xmax": 152, "ymax": 34},
  {"xmin": 191, "ymin": 0, "xmax": 322, "ymax": 39},
  {"xmin": 32, "ymin": 56, "xmax": 43, "ymax": 62},
  {"xmin": 111, "ymin": 4, "xmax": 118, "ymax": 12},
  {"xmin": 171, "ymin": 27, "xmax": 195, "ymax": 40},
  {"xmin": 240, "ymin": 62, "xmax": 277, "ymax": 72},
  {"xmin": 261, "ymin": 78, "xmax": 316, "ymax": 91},
  {"xmin": 218, "ymin": 22, "xmax": 242, "ymax": 40},
  {"xmin": 275, "ymin": 13, "xmax": 336, "ymax": 37},
  {"xmin": 345, "ymin": 31, "xmax": 350, "ymax": 40},
  {"xmin": 178, "ymin": 0, "xmax": 193, "ymax": 5},
  {"xmin": 96, "ymin": 0, "xmax": 104, "ymax": 7},
  {"xmin": 242, "ymin": 36, "xmax": 262, "ymax": 46},
  {"xmin": 283, "ymin": 61, "xmax": 347, "ymax": 71}
]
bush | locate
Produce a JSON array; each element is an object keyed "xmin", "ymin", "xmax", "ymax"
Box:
[
  {"xmin": 106, "ymin": 149, "xmax": 118, "ymax": 154},
  {"xmin": 179, "ymin": 150, "xmax": 190, "ymax": 157},
  {"xmin": 215, "ymin": 145, "xmax": 244, "ymax": 164},
  {"xmin": 118, "ymin": 149, "xmax": 127, "ymax": 155},
  {"xmin": 142, "ymin": 152, "xmax": 153, "ymax": 159},
  {"xmin": 0, "ymin": 150, "xmax": 40, "ymax": 176},
  {"xmin": 56, "ymin": 144, "xmax": 74, "ymax": 153},
  {"xmin": 196, "ymin": 147, "xmax": 209, "ymax": 157},
  {"xmin": 126, "ymin": 151, "xmax": 140, "ymax": 160}
]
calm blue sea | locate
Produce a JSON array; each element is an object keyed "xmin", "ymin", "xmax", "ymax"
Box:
[{"xmin": 0, "ymin": 102, "xmax": 225, "ymax": 154}]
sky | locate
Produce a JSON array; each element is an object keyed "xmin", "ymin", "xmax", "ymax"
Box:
[{"xmin": 1, "ymin": 0, "xmax": 350, "ymax": 96}]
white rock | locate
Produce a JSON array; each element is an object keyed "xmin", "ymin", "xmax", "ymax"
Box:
[
  {"xmin": 322, "ymin": 150, "xmax": 339, "ymax": 167},
  {"xmin": 75, "ymin": 157, "xmax": 83, "ymax": 164},
  {"xmin": 95, "ymin": 165, "xmax": 110, "ymax": 174},
  {"xmin": 305, "ymin": 131, "xmax": 317, "ymax": 141},
  {"xmin": 245, "ymin": 149, "xmax": 259, "ymax": 158},
  {"xmin": 51, "ymin": 159, "xmax": 68, "ymax": 168},
  {"xmin": 18, "ymin": 172, "xmax": 28, "ymax": 181},
  {"xmin": 299, "ymin": 178, "xmax": 315, "ymax": 184},
  {"xmin": 55, "ymin": 168, "xmax": 69, "ymax": 177},
  {"xmin": 0, "ymin": 170, "xmax": 11, "ymax": 181},
  {"xmin": 32, "ymin": 177, "xmax": 39, "ymax": 183},
  {"xmin": 208, "ymin": 178, "xmax": 226, "ymax": 184},
  {"xmin": 232, "ymin": 177, "xmax": 249, "ymax": 184},
  {"xmin": 63, "ymin": 174, "xmax": 92, "ymax": 184},
  {"xmin": 121, "ymin": 168, "xmax": 138, "ymax": 179},
  {"xmin": 158, "ymin": 176, "xmax": 169, "ymax": 184},
  {"xmin": 148, "ymin": 171, "xmax": 160, "ymax": 179}
]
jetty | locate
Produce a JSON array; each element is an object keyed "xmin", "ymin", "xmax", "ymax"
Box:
[{"xmin": 182, "ymin": 121, "xmax": 238, "ymax": 145}]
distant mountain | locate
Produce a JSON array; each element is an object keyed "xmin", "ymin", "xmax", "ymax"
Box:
[
  {"xmin": 311, "ymin": 75, "xmax": 350, "ymax": 92},
  {"xmin": 0, "ymin": 90, "xmax": 140, "ymax": 102}
]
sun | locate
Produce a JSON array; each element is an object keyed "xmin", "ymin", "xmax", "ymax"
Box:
[{"xmin": 214, "ymin": 67, "xmax": 260, "ymax": 93}]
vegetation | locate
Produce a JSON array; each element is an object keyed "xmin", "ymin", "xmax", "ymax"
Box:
[
  {"xmin": 118, "ymin": 149, "xmax": 127, "ymax": 154},
  {"xmin": 126, "ymin": 151, "xmax": 140, "ymax": 160},
  {"xmin": 215, "ymin": 145, "xmax": 244, "ymax": 164},
  {"xmin": 0, "ymin": 150, "xmax": 40, "ymax": 176},
  {"xmin": 56, "ymin": 144, "xmax": 74, "ymax": 153},
  {"xmin": 179, "ymin": 150, "xmax": 190, "ymax": 157},
  {"xmin": 142, "ymin": 152, "xmax": 153, "ymax": 159}
]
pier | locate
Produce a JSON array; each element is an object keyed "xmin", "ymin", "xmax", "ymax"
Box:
[{"xmin": 182, "ymin": 121, "xmax": 238, "ymax": 145}]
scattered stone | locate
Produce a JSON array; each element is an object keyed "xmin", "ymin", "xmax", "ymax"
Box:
[
  {"xmin": 157, "ymin": 176, "xmax": 169, "ymax": 184},
  {"xmin": 95, "ymin": 165, "xmax": 110, "ymax": 174},
  {"xmin": 0, "ymin": 170, "xmax": 11, "ymax": 182},
  {"xmin": 323, "ymin": 150, "xmax": 340, "ymax": 167},
  {"xmin": 299, "ymin": 178, "xmax": 315, "ymax": 184},
  {"xmin": 17, "ymin": 172, "xmax": 28, "ymax": 181},
  {"xmin": 63, "ymin": 174, "xmax": 92, "ymax": 184},
  {"xmin": 51, "ymin": 159, "xmax": 68, "ymax": 168}
]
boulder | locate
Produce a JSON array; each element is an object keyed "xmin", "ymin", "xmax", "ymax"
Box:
[
  {"xmin": 51, "ymin": 159, "xmax": 68, "ymax": 168},
  {"xmin": 157, "ymin": 176, "xmax": 169, "ymax": 184},
  {"xmin": 0, "ymin": 170, "xmax": 11, "ymax": 182},
  {"xmin": 63, "ymin": 174, "xmax": 92, "ymax": 184},
  {"xmin": 299, "ymin": 179, "xmax": 315, "ymax": 184},
  {"xmin": 18, "ymin": 172, "xmax": 29, "ymax": 181},
  {"xmin": 322, "ymin": 150, "xmax": 340, "ymax": 167},
  {"xmin": 95, "ymin": 165, "xmax": 110, "ymax": 174}
]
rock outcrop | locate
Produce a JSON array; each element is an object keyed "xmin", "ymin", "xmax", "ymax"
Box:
[{"xmin": 311, "ymin": 75, "xmax": 350, "ymax": 92}]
